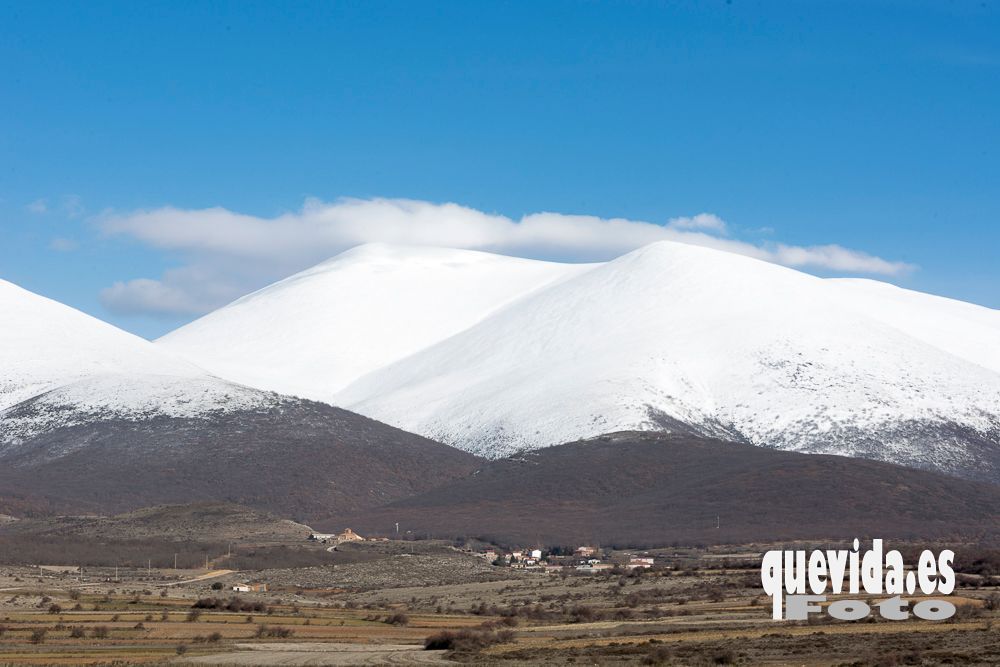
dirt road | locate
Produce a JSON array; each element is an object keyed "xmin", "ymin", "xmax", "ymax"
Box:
[
  {"xmin": 176, "ymin": 642, "xmax": 448, "ymax": 665},
  {"xmin": 163, "ymin": 569, "xmax": 236, "ymax": 587}
]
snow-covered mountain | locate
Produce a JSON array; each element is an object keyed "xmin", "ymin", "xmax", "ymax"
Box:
[
  {"xmin": 1, "ymin": 279, "xmax": 201, "ymax": 410},
  {"xmin": 155, "ymin": 242, "xmax": 1000, "ymax": 481},
  {"xmin": 0, "ymin": 278, "xmax": 479, "ymax": 519},
  {"xmin": 0, "ymin": 279, "xmax": 279, "ymax": 448},
  {"xmin": 158, "ymin": 243, "xmax": 591, "ymax": 400}
]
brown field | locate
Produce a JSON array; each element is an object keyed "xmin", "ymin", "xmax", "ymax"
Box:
[{"xmin": 0, "ymin": 539, "xmax": 998, "ymax": 666}]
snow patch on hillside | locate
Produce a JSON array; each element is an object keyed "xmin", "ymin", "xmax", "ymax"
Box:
[{"xmin": 0, "ymin": 374, "xmax": 282, "ymax": 452}]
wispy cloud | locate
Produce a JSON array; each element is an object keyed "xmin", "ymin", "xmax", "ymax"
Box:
[
  {"xmin": 666, "ymin": 213, "xmax": 728, "ymax": 234},
  {"xmin": 25, "ymin": 195, "xmax": 84, "ymax": 218},
  {"xmin": 49, "ymin": 237, "xmax": 78, "ymax": 252},
  {"xmin": 62, "ymin": 194, "xmax": 84, "ymax": 218},
  {"xmin": 26, "ymin": 199, "xmax": 48, "ymax": 214},
  {"xmin": 98, "ymin": 197, "xmax": 916, "ymax": 317}
]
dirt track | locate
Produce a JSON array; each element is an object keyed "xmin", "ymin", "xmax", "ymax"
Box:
[{"xmin": 176, "ymin": 642, "xmax": 447, "ymax": 665}]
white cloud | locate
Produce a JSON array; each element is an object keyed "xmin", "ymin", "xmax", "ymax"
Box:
[
  {"xmin": 666, "ymin": 213, "xmax": 728, "ymax": 234},
  {"xmin": 98, "ymin": 197, "xmax": 916, "ymax": 317},
  {"xmin": 101, "ymin": 266, "xmax": 245, "ymax": 316},
  {"xmin": 26, "ymin": 199, "xmax": 48, "ymax": 214}
]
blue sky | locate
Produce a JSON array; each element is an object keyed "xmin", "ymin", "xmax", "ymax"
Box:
[{"xmin": 1, "ymin": 1, "xmax": 998, "ymax": 339}]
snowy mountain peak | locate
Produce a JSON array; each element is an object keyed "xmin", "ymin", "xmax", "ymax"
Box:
[
  {"xmin": 323, "ymin": 241, "xmax": 1000, "ymax": 478},
  {"xmin": 151, "ymin": 239, "xmax": 1000, "ymax": 481},
  {"xmin": 9, "ymin": 238, "xmax": 999, "ymax": 483},
  {"xmin": 158, "ymin": 243, "xmax": 596, "ymax": 400},
  {"xmin": 0, "ymin": 280, "xmax": 283, "ymax": 450},
  {"xmin": 0, "ymin": 279, "xmax": 204, "ymax": 412}
]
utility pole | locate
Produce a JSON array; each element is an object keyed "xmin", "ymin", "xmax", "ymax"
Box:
[
  {"xmin": 395, "ymin": 522, "xmax": 399, "ymax": 536},
  {"xmin": 716, "ymin": 515, "xmax": 720, "ymax": 529},
  {"xmin": 174, "ymin": 553, "xmax": 177, "ymax": 570},
  {"xmin": 147, "ymin": 559, "xmax": 151, "ymax": 576}
]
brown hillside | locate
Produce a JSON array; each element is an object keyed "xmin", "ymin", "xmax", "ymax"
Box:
[
  {"xmin": 0, "ymin": 400, "xmax": 479, "ymax": 523},
  {"xmin": 0, "ymin": 502, "xmax": 313, "ymax": 542},
  {"xmin": 342, "ymin": 432, "xmax": 1000, "ymax": 546}
]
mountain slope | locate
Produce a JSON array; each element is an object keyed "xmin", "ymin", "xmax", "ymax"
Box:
[
  {"xmin": 0, "ymin": 279, "xmax": 284, "ymax": 446},
  {"xmin": 344, "ymin": 432, "xmax": 1000, "ymax": 546},
  {"xmin": 826, "ymin": 278, "xmax": 1000, "ymax": 374},
  {"xmin": 336, "ymin": 242, "xmax": 1000, "ymax": 480},
  {"xmin": 0, "ymin": 278, "xmax": 480, "ymax": 520},
  {"xmin": 1, "ymin": 502, "xmax": 314, "ymax": 542},
  {"xmin": 157, "ymin": 243, "xmax": 592, "ymax": 401},
  {"xmin": 0, "ymin": 279, "xmax": 204, "ymax": 411},
  {"xmin": 0, "ymin": 399, "xmax": 480, "ymax": 521}
]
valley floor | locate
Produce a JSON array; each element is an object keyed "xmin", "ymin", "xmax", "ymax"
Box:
[{"xmin": 0, "ymin": 541, "xmax": 997, "ymax": 666}]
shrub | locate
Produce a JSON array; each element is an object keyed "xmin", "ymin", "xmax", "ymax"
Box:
[
  {"xmin": 91, "ymin": 625, "xmax": 110, "ymax": 639},
  {"xmin": 30, "ymin": 628, "xmax": 47, "ymax": 644},
  {"xmin": 186, "ymin": 609, "xmax": 203, "ymax": 622},
  {"xmin": 255, "ymin": 624, "xmax": 294, "ymax": 638},
  {"xmin": 385, "ymin": 612, "xmax": 410, "ymax": 626},
  {"xmin": 211, "ymin": 581, "xmax": 224, "ymax": 590},
  {"xmin": 424, "ymin": 631, "xmax": 458, "ymax": 650},
  {"xmin": 712, "ymin": 649, "xmax": 736, "ymax": 665},
  {"xmin": 193, "ymin": 596, "xmax": 267, "ymax": 613},
  {"xmin": 69, "ymin": 626, "xmax": 85, "ymax": 638},
  {"xmin": 643, "ymin": 645, "xmax": 673, "ymax": 665},
  {"xmin": 423, "ymin": 628, "xmax": 514, "ymax": 651}
]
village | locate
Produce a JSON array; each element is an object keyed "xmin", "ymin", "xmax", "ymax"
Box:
[
  {"xmin": 475, "ymin": 544, "xmax": 655, "ymax": 573},
  {"xmin": 307, "ymin": 528, "xmax": 655, "ymax": 575}
]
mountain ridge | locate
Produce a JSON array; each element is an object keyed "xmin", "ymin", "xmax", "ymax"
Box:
[
  {"xmin": 149, "ymin": 241, "xmax": 1000, "ymax": 481},
  {"xmin": 334, "ymin": 242, "xmax": 1000, "ymax": 479}
]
